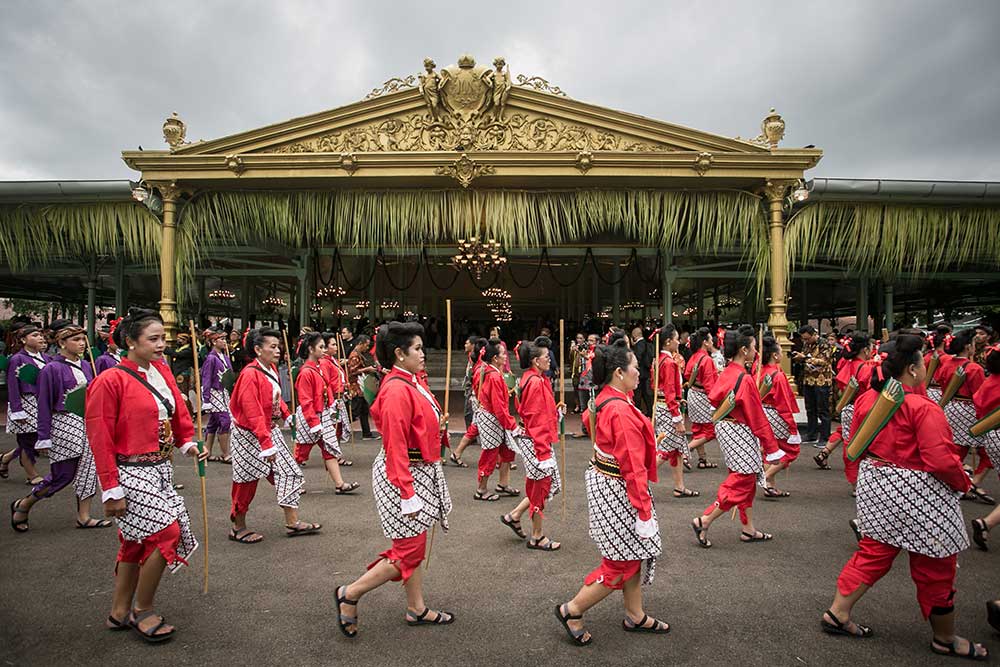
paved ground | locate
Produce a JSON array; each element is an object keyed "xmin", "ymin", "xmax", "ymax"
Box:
[{"xmin": 1, "ymin": 403, "xmax": 998, "ymax": 667}]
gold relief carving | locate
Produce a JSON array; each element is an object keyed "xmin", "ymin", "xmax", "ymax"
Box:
[
  {"xmin": 761, "ymin": 179, "xmax": 792, "ymax": 202},
  {"xmin": 435, "ymin": 154, "xmax": 494, "ymax": 188},
  {"xmin": 154, "ymin": 181, "xmax": 185, "ymax": 203},
  {"xmin": 575, "ymin": 150, "xmax": 593, "ymax": 173},
  {"xmin": 271, "ymin": 111, "xmax": 671, "ymax": 154},
  {"xmin": 224, "ymin": 155, "xmax": 245, "ymax": 175},
  {"xmin": 693, "ymin": 151, "xmax": 713, "ymax": 176},
  {"xmin": 743, "ymin": 108, "xmax": 786, "ymax": 148},
  {"xmin": 364, "ymin": 75, "xmax": 418, "ymax": 100},
  {"xmin": 418, "ymin": 58, "xmax": 440, "ymax": 119},
  {"xmin": 340, "ymin": 153, "xmax": 358, "ymax": 174},
  {"xmin": 162, "ymin": 112, "xmax": 187, "ymax": 151},
  {"xmin": 514, "ymin": 74, "xmax": 566, "ymax": 96}
]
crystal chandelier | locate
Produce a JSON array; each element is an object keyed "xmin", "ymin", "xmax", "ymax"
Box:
[
  {"xmin": 316, "ymin": 286, "xmax": 346, "ymax": 299},
  {"xmin": 482, "ymin": 288, "xmax": 512, "ymax": 322},
  {"xmin": 452, "ymin": 237, "xmax": 507, "ymax": 279},
  {"xmin": 209, "ymin": 289, "xmax": 236, "ymax": 301},
  {"xmin": 261, "ymin": 296, "xmax": 287, "ymax": 309}
]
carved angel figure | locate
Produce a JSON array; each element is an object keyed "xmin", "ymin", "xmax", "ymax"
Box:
[
  {"xmin": 492, "ymin": 57, "xmax": 511, "ymax": 121},
  {"xmin": 419, "ymin": 58, "xmax": 441, "ymax": 119}
]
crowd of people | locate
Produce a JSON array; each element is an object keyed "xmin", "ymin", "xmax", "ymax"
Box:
[{"xmin": 1, "ymin": 310, "xmax": 998, "ymax": 658}]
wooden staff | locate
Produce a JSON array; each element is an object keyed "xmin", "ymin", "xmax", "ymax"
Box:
[
  {"xmin": 281, "ymin": 328, "xmax": 297, "ymax": 446},
  {"xmin": 427, "ymin": 300, "xmax": 452, "ymax": 570},
  {"xmin": 188, "ymin": 320, "xmax": 209, "ymax": 594},
  {"xmin": 652, "ymin": 332, "xmax": 660, "ymax": 429},
  {"xmin": 757, "ymin": 325, "xmax": 764, "ymax": 384},
  {"xmin": 559, "ymin": 319, "xmax": 567, "ymax": 520},
  {"xmin": 85, "ymin": 337, "xmax": 99, "ymax": 377},
  {"xmin": 337, "ymin": 332, "xmax": 355, "ymax": 453}
]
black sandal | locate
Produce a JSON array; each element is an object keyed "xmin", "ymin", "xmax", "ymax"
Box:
[
  {"xmin": 930, "ymin": 637, "xmax": 989, "ymax": 660},
  {"xmin": 691, "ymin": 517, "xmax": 711, "ymax": 548},
  {"xmin": 335, "ymin": 482, "xmax": 359, "ymax": 495},
  {"xmin": 338, "ymin": 458, "xmax": 354, "ymax": 467},
  {"xmin": 527, "ymin": 536, "xmax": 561, "ymax": 551},
  {"xmin": 696, "ymin": 458, "xmax": 718, "ymax": 469},
  {"xmin": 0, "ymin": 457, "xmax": 9, "ymax": 479},
  {"xmin": 495, "ymin": 484, "xmax": 520, "ymax": 497},
  {"xmin": 286, "ymin": 521, "xmax": 322, "ymax": 537},
  {"xmin": 228, "ymin": 527, "xmax": 264, "ymax": 544},
  {"xmin": 474, "ymin": 491, "xmax": 501, "ymax": 502},
  {"xmin": 682, "ymin": 457, "xmax": 692, "ymax": 471},
  {"xmin": 336, "ymin": 585, "xmax": 359, "ymax": 639},
  {"xmin": 849, "ymin": 519, "xmax": 862, "ymax": 543},
  {"xmin": 673, "ymin": 488, "xmax": 700, "ymax": 498},
  {"xmin": 623, "ymin": 613, "xmax": 670, "ymax": 634},
  {"xmin": 449, "ymin": 453, "xmax": 469, "ymax": 468},
  {"xmin": 763, "ymin": 487, "xmax": 791, "ymax": 499},
  {"xmin": 129, "ymin": 609, "xmax": 175, "ymax": 643},
  {"xmin": 76, "ymin": 518, "xmax": 113, "ymax": 529},
  {"xmin": 554, "ymin": 604, "xmax": 592, "ymax": 646},
  {"xmin": 966, "ymin": 486, "xmax": 997, "ymax": 506},
  {"xmin": 814, "ymin": 451, "xmax": 832, "ymax": 470},
  {"xmin": 406, "ymin": 607, "xmax": 455, "ymax": 626},
  {"xmin": 821, "ymin": 609, "xmax": 873, "ymax": 638},
  {"xmin": 971, "ymin": 518, "xmax": 989, "ymax": 551},
  {"xmin": 106, "ymin": 613, "xmax": 130, "ymax": 631},
  {"xmin": 501, "ymin": 513, "xmax": 526, "ymax": 538},
  {"xmin": 10, "ymin": 499, "xmax": 29, "ymax": 533},
  {"xmin": 741, "ymin": 530, "xmax": 773, "ymax": 542}
]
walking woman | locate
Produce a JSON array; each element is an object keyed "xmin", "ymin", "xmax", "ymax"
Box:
[
  {"xmin": 684, "ymin": 327, "xmax": 719, "ymax": 469},
  {"xmin": 939, "ymin": 329, "xmax": 987, "ymax": 463},
  {"xmin": 293, "ymin": 331, "xmax": 358, "ymax": 494},
  {"xmin": 760, "ymin": 336, "xmax": 803, "ymax": 497},
  {"xmin": 228, "ymin": 328, "xmax": 319, "ymax": 544},
  {"xmin": 554, "ymin": 339, "xmax": 666, "ymax": 646},
  {"xmin": 450, "ymin": 337, "xmax": 487, "ymax": 467},
  {"xmin": 653, "ymin": 324, "xmax": 697, "ymax": 498},
  {"xmin": 474, "ymin": 338, "xmax": 519, "ymax": 501},
  {"xmin": 85, "ymin": 308, "xmax": 206, "ymax": 642},
  {"xmin": 10, "ymin": 319, "xmax": 109, "ymax": 532},
  {"xmin": 336, "ymin": 322, "xmax": 453, "ymax": 638},
  {"xmin": 970, "ymin": 344, "xmax": 1000, "ymax": 551},
  {"xmin": 820, "ymin": 334, "xmax": 987, "ymax": 660},
  {"xmin": 691, "ymin": 328, "xmax": 785, "ymax": 548},
  {"xmin": 814, "ymin": 332, "xmax": 873, "ymax": 480},
  {"xmin": 2, "ymin": 322, "xmax": 48, "ymax": 486},
  {"xmin": 200, "ymin": 327, "xmax": 233, "ymax": 463},
  {"xmin": 501, "ymin": 336, "xmax": 562, "ymax": 551}
]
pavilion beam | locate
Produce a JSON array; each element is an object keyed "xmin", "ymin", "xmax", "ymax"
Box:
[
  {"xmin": 297, "ymin": 253, "xmax": 310, "ymax": 328},
  {"xmin": 114, "ymin": 257, "xmax": 127, "ymax": 317},
  {"xmin": 857, "ymin": 278, "xmax": 869, "ymax": 332},
  {"xmin": 884, "ymin": 283, "xmax": 894, "ymax": 332},
  {"xmin": 663, "ymin": 268, "xmax": 676, "ymax": 325},
  {"xmin": 86, "ymin": 257, "xmax": 97, "ymax": 341},
  {"xmin": 612, "ymin": 259, "xmax": 621, "ymax": 325}
]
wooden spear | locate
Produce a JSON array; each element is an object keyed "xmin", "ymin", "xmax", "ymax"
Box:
[
  {"xmin": 281, "ymin": 328, "xmax": 297, "ymax": 447},
  {"xmin": 426, "ymin": 299, "xmax": 452, "ymax": 570},
  {"xmin": 559, "ymin": 319, "xmax": 567, "ymax": 520},
  {"xmin": 188, "ymin": 320, "xmax": 209, "ymax": 594}
]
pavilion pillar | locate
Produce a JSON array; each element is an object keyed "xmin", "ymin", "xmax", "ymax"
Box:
[
  {"xmin": 114, "ymin": 257, "xmax": 127, "ymax": 317},
  {"xmin": 86, "ymin": 256, "xmax": 97, "ymax": 342},
  {"xmin": 763, "ymin": 180, "xmax": 794, "ymax": 377},
  {"xmin": 154, "ymin": 182, "xmax": 183, "ymax": 342},
  {"xmin": 591, "ymin": 264, "xmax": 599, "ymax": 317},
  {"xmin": 298, "ymin": 253, "xmax": 310, "ymax": 328},
  {"xmin": 857, "ymin": 278, "xmax": 869, "ymax": 332},
  {"xmin": 197, "ymin": 276, "xmax": 206, "ymax": 327},
  {"xmin": 240, "ymin": 277, "xmax": 251, "ymax": 330},
  {"xmin": 883, "ymin": 283, "xmax": 894, "ymax": 332},
  {"xmin": 612, "ymin": 259, "xmax": 621, "ymax": 325},
  {"xmin": 662, "ymin": 269, "xmax": 675, "ymax": 325}
]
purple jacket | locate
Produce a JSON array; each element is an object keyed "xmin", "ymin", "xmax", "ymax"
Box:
[
  {"xmin": 36, "ymin": 357, "xmax": 94, "ymax": 443},
  {"xmin": 6, "ymin": 350, "xmax": 50, "ymax": 416},
  {"xmin": 200, "ymin": 350, "xmax": 232, "ymax": 403},
  {"xmin": 94, "ymin": 351, "xmax": 122, "ymax": 375}
]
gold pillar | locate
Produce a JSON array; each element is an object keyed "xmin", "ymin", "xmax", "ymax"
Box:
[
  {"xmin": 763, "ymin": 180, "xmax": 795, "ymax": 379},
  {"xmin": 155, "ymin": 182, "xmax": 183, "ymax": 341}
]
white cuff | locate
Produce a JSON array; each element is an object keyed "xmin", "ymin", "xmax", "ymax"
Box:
[
  {"xmin": 259, "ymin": 445, "xmax": 278, "ymax": 458},
  {"xmin": 635, "ymin": 516, "xmax": 658, "ymax": 539},
  {"xmin": 179, "ymin": 441, "xmax": 198, "ymax": 454},
  {"xmin": 400, "ymin": 494, "xmax": 424, "ymax": 516},
  {"xmin": 671, "ymin": 415, "xmax": 683, "ymax": 424},
  {"xmin": 765, "ymin": 449, "xmax": 787, "ymax": 462},
  {"xmin": 537, "ymin": 456, "xmax": 557, "ymax": 470},
  {"xmin": 35, "ymin": 439, "xmax": 52, "ymax": 450},
  {"xmin": 9, "ymin": 410, "xmax": 28, "ymax": 421},
  {"xmin": 310, "ymin": 423, "xmax": 323, "ymax": 435},
  {"xmin": 787, "ymin": 433, "xmax": 802, "ymax": 445},
  {"xmin": 102, "ymin": 486, "xmax": 125, "ymax": 502}
]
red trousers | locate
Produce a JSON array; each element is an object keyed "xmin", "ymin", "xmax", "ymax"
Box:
[
  {"xmin": 117, "ymin": 520, "xmax": 184, "ymax": 570},
  {"xmin": 691, "ymin": 421, "xmax": 715, "ymax": 441},
  {"xmin": 658, "ymin": 449, "xmax": 682, "ymax": 466},
  {"xmin": 293, "ymin": 442, "xmax": 335, "ymax": 465},
  {"xmin": 584, "ymin": 558, "xmax": 641, "ymax": 590},
  {"xmin": 464, "ymin": 422, "xmax": 479, "ymax": 440},
  {"xmin": 525, "ymin": 476, "xmax": 552, "ymax": 517},
  {"xmin": 778, "ymin": 441, "xmax": 800, "ymax": 466},
  {"xmin": 368, "ymin": 531, "xmax": 427, "ymax": 583},
  {"xmin": 477, "ymin": 445, "xmax": 515, "ymax": 483},
  {"xmin": 837, "ymin": 537, "xmax": 957, "ymax": 619},
  {"xmin": 707, "ymin": 471, "xmax": 756, "ymax": 524}
]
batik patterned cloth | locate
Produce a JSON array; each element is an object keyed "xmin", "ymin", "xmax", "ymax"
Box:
[
  {"xmin": 371, "ymin": 449, "xmax": 451, "ymax": 539},
  {"xmin": 585, "ymin": 465, "xmax": 660, "ymax": 586},
  {"xmin": 117, "ymin": 461, "xmax": 197, "ymax": 573},
  {"xmin": 762, "ymin": 405, "xmax": 791, "ymax": 441},
  {"xmin": 474, "ymin": 408, "xmax": 504, "ymax": 450},
  {"xmin": 5, "ymin": 394, "xmax": 38, "ymax": 435},
  {"xmin": 508, "ymin": 433, "xmax": 561, "ymax": 500},
  {"xmin": 654, "ymin": 404, "xmax": 689, "ymax": 456},
  {"xmin": 944, "ymin": 399, "xmax": 982, "ymax": 451},
  {"xmin": 231, "ymin": 424, "xmax": 303, "ymax": 508},
  {"xmin": 855, "ymin": 458, "xmax": 968, "ymax": 558},
  {"xmin": 686, "ymin": 387, "xmax": 714, "ymax": 424}
]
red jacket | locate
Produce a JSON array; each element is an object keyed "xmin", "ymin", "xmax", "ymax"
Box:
[
  {"xmin": 655, "ymin": 351, "xmax": 683, "ymax": 418},
  {"xmin": 835, "ymin": 358, "xmax": 865, "ymax": 392},
  {"xmin": 321, "ymin": 355, "xmax": 345, "ymax": 397},
  {"xmin": 85, "ymin": 358, "xmax": 195, "ymax": 494},
  {"xmin": 936, "ymin": 356, "xmax": 985, "ymax": 399},
  {"xmin": 855, "ymin": 384, "xmax": 970, "ymax": 493},
  {"xmin": 709, "ymin": 362, "xmax": 780, "ymax": 456},
  {"xmin": 685, "ymin": 349, "xmax": 717, "ymax": 392},
  {"xmin": 761, "ymin": 363, "xmax": 799, "ymax": 435},
  {"xmin": 229, "ymin": 359, "xmax": 291, "ymax": 453},
  {"xmin": 974, "ymin": 374, "xmax": 1000, "ymax": 419},
  {"xmin": 594, "ymin": 385, "xmax": 658, "ymax": 521},
  {"xmin": 925, "ymin": 351, "xmax": 952, "ymax": 388},
  {"xmin": 295, "ymin": 360, "xmax": 329, "ymax": 433},
  {"xmin": 478, "ymin": 364, "xmax": 516, "ymax": 430},
  {"xmin": 370, "ymin": 367, "xmax": 443, "ymax": 501},
  {"xmin": 518, "ymin": 367, "xmax": 557, "ymax": 458}
]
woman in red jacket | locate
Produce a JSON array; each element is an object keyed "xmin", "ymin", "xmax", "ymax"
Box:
[
  {"xmin": 814, "ymin": 332, "xmax": 871, "ymax": 474},
  {"xmin": 653, "ymin": 324, "xmax": 697, "ymax": 498},
  {"xmin": 691, "ymin": 328, "xmax": 785, "ymax": 548},
  {"xmin": 684, "ymin": 327, "xmax": 719, "ymax": 469},
  {"xmin": 474, "ymin": 338, "xmax": 519, "ymax": 502},
  {"xmin": 84, "ymin": 308, "xmax": 207, "ymax": 643},
  {"xmin": 760, "ymin": 336, "xmax": 803, "ymax": 498},
  {"xmin": 228, "ymin": 328, "xmax": 319, "ymax": 544},
  {"xmin": 924, "ymin": 325, "xmax": 953, "ymax": 404},
  {"xmin": 554, "ymin": 339, "xmax": 666, "ymax": 646},
  {"xmin": 500, "ymin": 336, "xmax": 563, "ymax": 551},
  {"xmin": 971, "ymin": 344, "xmax": 1000, "ymax": 551},
  {"xmin": 821, "ymin": 334, "xmax": 987, "ymax": 660},
  {"xmin": 449, "ymin": 337, "xmax": 487, "ymax": 467},
  {"xmin": 335, "ymin": 322, "xmax": 453, "ymax": 638},
  {"xmin": 293, "ymin": 332, "xmax": 357, "ymax": 494},
  {"xmin": 939, "ymin": 329, "xmax": 987, "ymax": 462}
]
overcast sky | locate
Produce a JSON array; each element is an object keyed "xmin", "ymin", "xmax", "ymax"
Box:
[{"xmin": 2, "ymin": 0, "xmax": 998, "ymax": 182}]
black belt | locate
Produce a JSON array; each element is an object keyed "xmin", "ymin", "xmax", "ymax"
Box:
[
  {"xmin": 408, "ymin": 448, "xmax": 424, "ymax": 464},
  {"xmin": 117, "ymin": 452, "xmax": 170, "ymax": 467},
  {"xmin": 593, "ymin": 453, "xmax": 621, "ymax": 478}
]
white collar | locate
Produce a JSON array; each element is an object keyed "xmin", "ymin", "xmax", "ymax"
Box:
[{"xmin": 392, "ymin": 365, "xmax": 418, "ymax": 382}]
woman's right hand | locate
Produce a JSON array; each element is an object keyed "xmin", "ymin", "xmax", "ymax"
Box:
[{"xmin": 104, "ymin": 498, "xmax": 127, "ymax": 518}]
